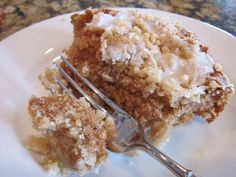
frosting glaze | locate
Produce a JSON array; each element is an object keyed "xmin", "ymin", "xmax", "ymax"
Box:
[{"xmin": 87, "ymin": 11, "xmax": 215, "ymax": 101}]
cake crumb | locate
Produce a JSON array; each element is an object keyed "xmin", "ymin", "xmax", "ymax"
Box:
[{"xmin": 27, "ymin": 94, "xmax": 116, "ymax": 175}]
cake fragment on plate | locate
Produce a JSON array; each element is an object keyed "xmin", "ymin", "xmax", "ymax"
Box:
[{"xmin": 27, "ymin": 94, "xmax": 116, "ymax": 175}]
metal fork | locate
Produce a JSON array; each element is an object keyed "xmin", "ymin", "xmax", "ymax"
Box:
[{"xmin": 54, "ymin": 56, "xmax": 196, "ymax": 177}]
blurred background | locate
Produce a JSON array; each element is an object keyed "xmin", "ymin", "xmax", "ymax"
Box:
[{"xmin": 0, "ymin": 0, "xmax": 235, "ymax": 41}]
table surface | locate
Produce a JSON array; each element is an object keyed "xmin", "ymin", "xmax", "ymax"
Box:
[{"xmin": 0, "ymin": 0, "xmax": 235, "ymax": 41}]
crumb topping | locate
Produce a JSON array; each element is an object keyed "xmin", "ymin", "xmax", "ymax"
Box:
[{"xmin": 87, "ymin": 11, "xmax": 216, "ymax": 101}]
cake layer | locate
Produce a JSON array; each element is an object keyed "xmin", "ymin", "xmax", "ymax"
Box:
[{"xmin": 66, "ymin": 9, "xmax": 234, "ymax": 143}]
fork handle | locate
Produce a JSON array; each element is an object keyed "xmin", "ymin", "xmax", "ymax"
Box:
[{"xmin": 138, "ymin": 141, "xmax": 196, "ymax": 177}]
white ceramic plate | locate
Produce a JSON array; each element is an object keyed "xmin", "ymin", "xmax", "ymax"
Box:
[{"xmin": 0, "ymin": 8, "xmax": 235, "ymax": 177}]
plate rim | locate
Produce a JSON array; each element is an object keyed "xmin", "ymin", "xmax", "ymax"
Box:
[{"xmin": 0, "ymin": 7, "xmax": 235, "ymax": 45}]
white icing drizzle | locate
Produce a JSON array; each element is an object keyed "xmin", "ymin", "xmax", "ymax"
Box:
[{"xmin": 86, "ymin": 11, "xmax": 215, "ymax": 101}]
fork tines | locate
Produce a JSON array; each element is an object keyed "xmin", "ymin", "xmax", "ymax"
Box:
[
  {"xmin": 54, "ymin": 59, "xmax": 107, "ymax": 114},
  {"xmin": 54, "ymin": 56, "xmax": 139, "ymax": 145}
]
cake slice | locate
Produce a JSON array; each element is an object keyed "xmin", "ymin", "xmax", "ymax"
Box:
[{"xmin": 65, "ymin": 9, "xmax": 234, "ymax": 144}]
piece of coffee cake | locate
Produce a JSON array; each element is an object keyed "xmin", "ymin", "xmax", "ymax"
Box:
[
  {"xmin": 65, "ymin": 9, "xmax": 233, "ymax": 143},
  {"xmin": 27, "ymin": 95, "xmax": 116, "ymax": 175}
]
